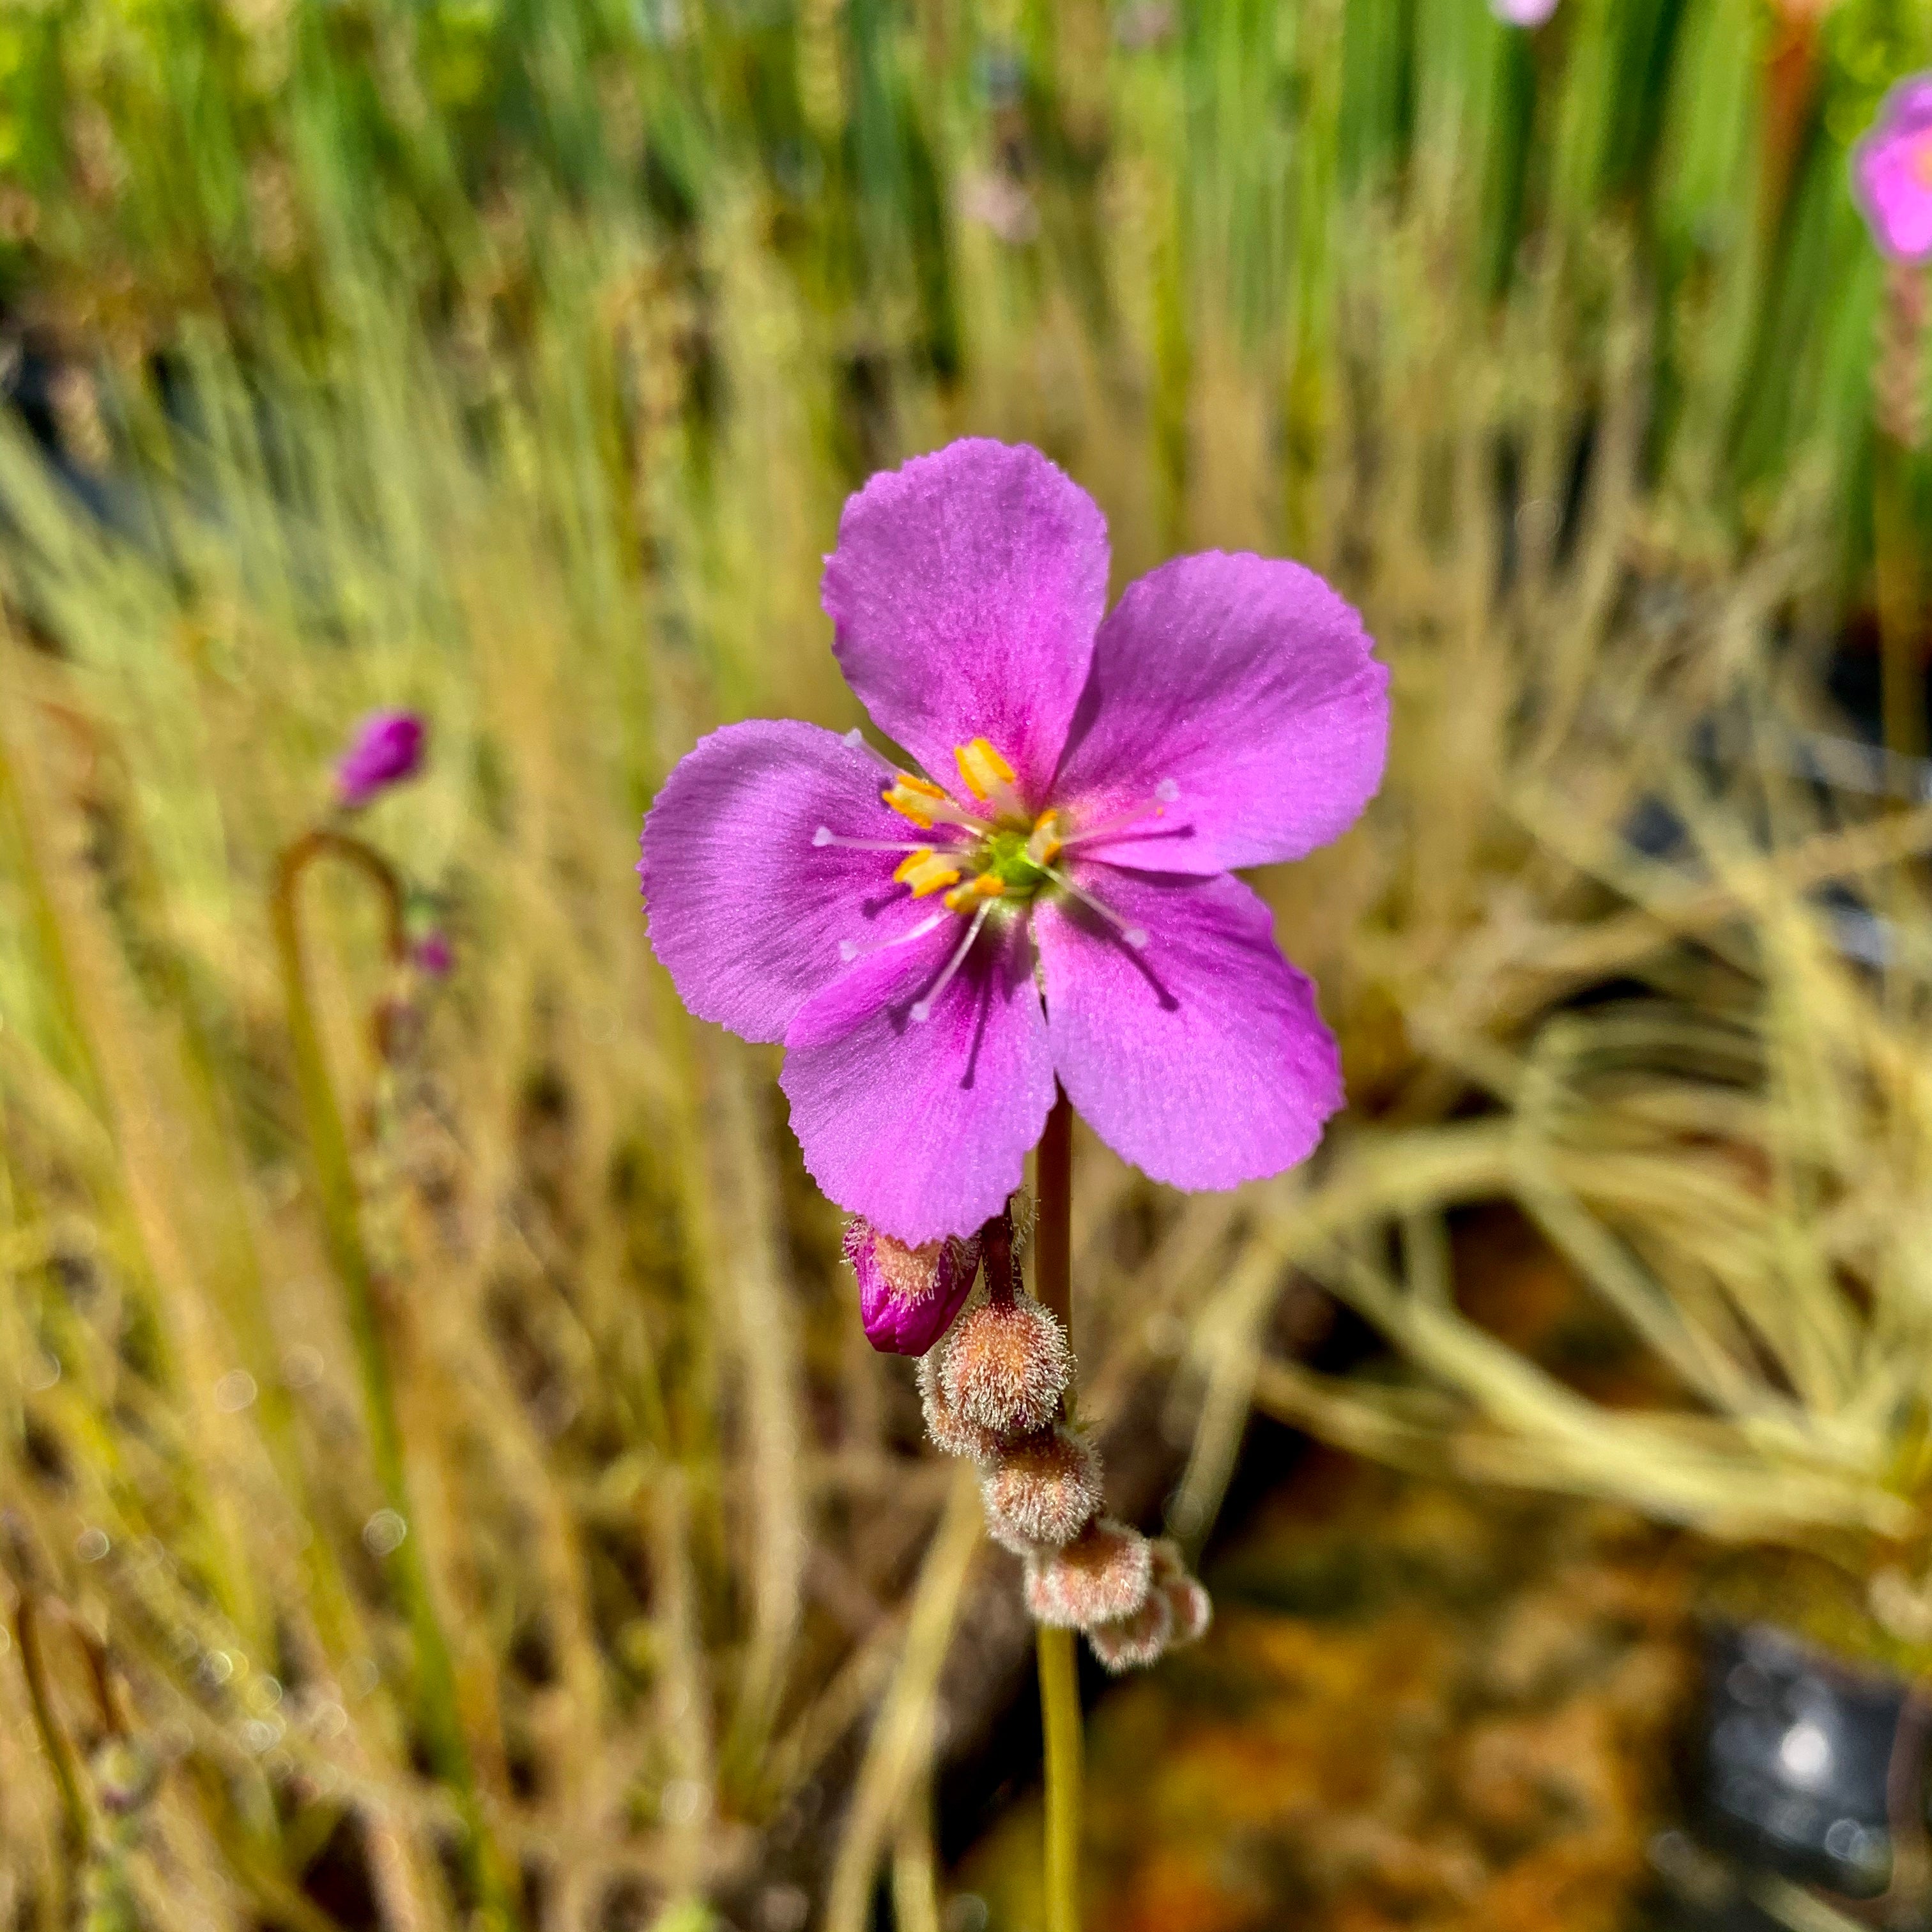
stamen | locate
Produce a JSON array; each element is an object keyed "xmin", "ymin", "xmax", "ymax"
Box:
[
  {"xmin": 882, "ymin": 770, "xmax": 989, "ymax": 833},
  {"xmin": 842, "ymin": 727, "xmax": 901, "ymax": 776},
  {"xmin": 1025, "ymin": 810, "xmax": 1065, "ymax": 866},
  {"xmin": 943, "ymin": 874, "xmax": 1007, "ymax": 914},
  {"xmin": 954, "ymin": 737, "xmax": 1017, "ymax": 802},
  {"xmin": 839, "ymin": 911, "xmax": 946, "ymax": 964},
  {"xmin": 1043, "ymin": 864, "xmax": 1148, "ymax": 949},
  {"xmin": 1061, "ymin": 779, "xmax": 1181, "ymax": 851},
  {"xmin": 912, "ymin": 903, "xmax": 992, "ymax": 1022},
  {"xmin": 894, "ymin": 848, "xmax": 964, "ymax": 898},
  {"xmin": 813, "ymin": 826, "xmax": 934, "ymax": 854}
]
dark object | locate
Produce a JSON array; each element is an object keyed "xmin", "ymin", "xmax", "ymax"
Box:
[{"xmin": 1698, "ymin": 1623, "xmax": 1908, "ymax": 1897}]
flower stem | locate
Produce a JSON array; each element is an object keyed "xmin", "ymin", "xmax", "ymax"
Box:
[
  {"xmin": 1037, "ymin": 1624, "xmax": 1084, "ymax": 1932},
  {"xmin": 270, "ymin": 830, "xmax": 519, "ymax": 1931},
  {"xmin": 1033, "ymin": 1082, "xmax": 1081, "ymax": 1932}
]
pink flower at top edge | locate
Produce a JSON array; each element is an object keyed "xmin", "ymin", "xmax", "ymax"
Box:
[
  {"xmin": 638, "ymin": 439, "xmax": 1389, "ymax": 1246},
  {"xmin": 1491, "ymin": 0, "xmax": 1559, "ymax": 24},
  {"xmin": 1853, "ymin": 74, "xmax": 1932, "ymax": 264},
  {"xmin": 335, "ymin": 710, "xmax": 427, "ymax": 809}
]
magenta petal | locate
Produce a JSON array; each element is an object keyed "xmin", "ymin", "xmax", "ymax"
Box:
[
  {"xmin": 821, "ymin": 440, "xmax": 1110, "ymax": 807},
  {"xmin": 847, "ymin": 1221, "xmax": 983, "ymax": 1355},
  {"xmin": 640, "ymin": 719, "xmax": 935, "ymax": 1044},
  {"xmin": 1035, "ymin": 864, "xmax": 1342, "ymax": 1191},
  {"xmin": 1051, "ymin": 552, "xmax": 1388, "ymax": 875},
  {"xmin": 781, "ymin": 914, "xmax": 1054, "ymax": 1244}
]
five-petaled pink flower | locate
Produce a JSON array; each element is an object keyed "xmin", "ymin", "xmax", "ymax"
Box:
[
  {"xmin": 639, "ymin": 440, "xmax": 1388, "ymax": 1243},
  {"xmin": 1854, "ymin": 75, "xmax": 1932, "ymax": 264}
]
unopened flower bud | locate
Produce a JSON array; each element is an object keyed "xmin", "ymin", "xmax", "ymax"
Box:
[
  {"xmin": 980, "ymin": 1427, "xmax": 1102, "ymax": 1552},
  {"xmin": 1087, "ymin": 1584, "xmax": 1175, "ymax": 1675},
  {"xmin": 335, "ymin": 709, "xmax": 427, "ymax": 809},
  {"xmin": 1149, "ymin": 1537, "xmax": 1213, "ymax": 1647},
  {"xmin": 917, "ymin": 1348, "xmax": 1003, "ymax": 1461},
  {"xmin": 1023, "ymin": 1518, "xmax": 1152, "ymax": 1630},
  {"xmin": 848, "ymin": 1220, "xmax": 981, "ymax": 1356},
  {"xmin": 412, "ymin": 928, "xmax": 454, "ymax": 977},
  {"xmin": 938, "ymin": 1294, "xmax": 1071, "ymax": 1437}
]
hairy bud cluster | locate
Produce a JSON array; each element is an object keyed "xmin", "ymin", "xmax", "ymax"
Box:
[{"xmin": 912, "ymin": 1198, "xmax": 1213, "ymax": 1673}]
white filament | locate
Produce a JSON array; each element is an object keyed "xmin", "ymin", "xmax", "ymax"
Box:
[
  {"xmin": 1061, "ymin": 778, "xmax": 1181, "ymax": 850},
  {"xmin": 1042, "ymin": 865, "xmax": 1147, "ymax": 948},
  {"xmin": 911, "ymin": 903, "xmax": 992, "ymax": 1022}
]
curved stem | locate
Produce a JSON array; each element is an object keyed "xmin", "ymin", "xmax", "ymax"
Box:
[
  {"xmin": 1032, "ymin": 1083, "xmax": 1081, "ymax": 1932},
  {"xmin": 270, "ymin": 831, "xmax": 519, "ymax": 1931}
]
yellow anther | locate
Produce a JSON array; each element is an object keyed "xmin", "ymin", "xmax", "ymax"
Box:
[
  {"xmin": 943, "ymin": 875, "xmax": 1007, "ymax": 914},
  {"xmin": 1025, "ymin": 810, "xmax": 1064, "ymax": 866},
  {"xmin": 894, "ymin": 848, "xmax": 963, "ymax": 898},
  {"xmin": 953, "ymin": 737, "xmax": 1017, "ymax": 802},
  {"xmin": 882, "ymin": 772, "xmax": 951, "ymax": 829}
]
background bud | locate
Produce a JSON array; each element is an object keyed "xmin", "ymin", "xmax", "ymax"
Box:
[
  {"xmin": 939, "ymin": 1295, "xmax": 1071, "ymax": 1436},
  {"xmin": 1024, "ymin": 1518, "xmax": 1152, "ymax": 1630},
  {"xmin": 980, "ymin": 1426, "xmax": 1101, "ymax": 1552},
  {"xmin": 848, "ymin": 1221, "xmax": 981, "ymax": 1356},
  {"xmin": 1088, "ymin": 1585, "xmax": 1175, "ymax": 1674},
  {"xmin": 335, "ymin": 709, "xmax": 427, "ymax": 808}
]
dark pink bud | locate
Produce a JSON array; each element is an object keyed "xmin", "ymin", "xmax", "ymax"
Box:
[
  {"xmin": 335, "ymin": 709, "xmax": 426, "ymax": 808},
  {"xmin": 847, "ymin": 1220, "xmax": 981, "ymax": 1356},
  {"xmin": 412, "ymin": 929, "xmax": 454, "ymax": 977}
]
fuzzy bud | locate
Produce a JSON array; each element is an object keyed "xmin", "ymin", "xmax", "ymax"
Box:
[
  {"xmin": 1024, "ymin": 1518, "xmax": 1152, "ymax": 1631},
  {"xmin": 938, "ymin": 1294, "xmax": 1071, "ymax": 1437},
  {"xmin": 335, "ymin": 709, "xmax": 427, "ymax": 809},
  {"xmin": 848, "ymin": 1220, "xmax": 981, "ymax": 1356},
  {"xmin": 916, "ymin": 1349, "xmax": 1004, "ymax": 1461},
  {"xmin": 979, "ymin": 1427, "xmax": 1103, "ymax": 1553},
  {"xmin": 1150, "ymin": 1537, "xmax": 1213, "ymax": 1648},
  {"xmin": 1087, "ymin": 1586, "xmax": 1176, "ymax": 1675}
]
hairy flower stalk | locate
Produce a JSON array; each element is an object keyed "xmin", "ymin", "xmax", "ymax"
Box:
[{"xmin": 641, "ymin": 438, "xmax": 1386, "ymax": 1931}]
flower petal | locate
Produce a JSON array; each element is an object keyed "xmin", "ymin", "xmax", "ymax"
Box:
[
  {"xmin": 821, "ymin": 440, "xmax": 1110, "ymax": 806},
  {"xmin": 1035, "ymin": 864, "xmax": 1342, "ymax": 1190},
  {"xmin": 640, "ymin": 719, "xmax": 935, "ymax": 1043},
  {"xmin": 1050, "ymin": 552, "xmax": 1388, "ymax": 875},
  {"xmin": 781, "ymin": 912, "xmax": 1054, "ymax": 1243}
]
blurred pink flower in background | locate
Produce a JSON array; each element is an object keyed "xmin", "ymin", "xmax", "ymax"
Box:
[
  {"xmin": 335, "ymin": 709, "xmax": 427, "ymax": 809},
  {"xmin": 1491, "ymin": 0, "xmax": 1560, "ymax": 26},
  {"xmin": 1853, "ymin": 76, "xmax": 1932, "ymax": 263}
]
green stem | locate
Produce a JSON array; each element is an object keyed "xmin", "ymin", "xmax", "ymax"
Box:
[
  {"xmin": 269, "ymin": 829, "xmax": 519, "ymax": 1931},
  {"xmin": 1033, "ymin": 1084, "xmax": 1080, "ymax": 1932},
  {"xmin": 1036, "ymin": 1625, "xmax": 1084, "ymax": 1932}
]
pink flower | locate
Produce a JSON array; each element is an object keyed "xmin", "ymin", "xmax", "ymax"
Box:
[
  {"xmin": 1491, "ymin": 0, "xmax": 1559, "ymax": 23},
  {"xmin": 639, "ymin": 440, "xmax": 1388, "ymax": 1243},
  {"xmin": 1854, "ymin": 75, "xmax": 1932, "ymax": 263},
  {"xmin": 846, "ymin": 1218, "xmax": 983, "ymax": 1354},
  {"xmin": 335, "ymin": 710, "xmax": 426, "ymax": 808}
]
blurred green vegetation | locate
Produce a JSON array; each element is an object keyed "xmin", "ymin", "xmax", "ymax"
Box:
[
  {"xmin": 1, "ymin": 0, "xmax": 1928, "ymax": 583},
  {"xmin": 6, "ymin": 3, "xmax": 1932, "ymax": 1929}
]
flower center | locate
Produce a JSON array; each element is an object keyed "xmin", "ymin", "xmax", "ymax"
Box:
[
  {"xmin": 882, "ymin": 737, "xmax": 1068, "ymax": 914},
  {"xmin": 815, "ymin": 733, "xmax": 1163, "ymax": 1000}
]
